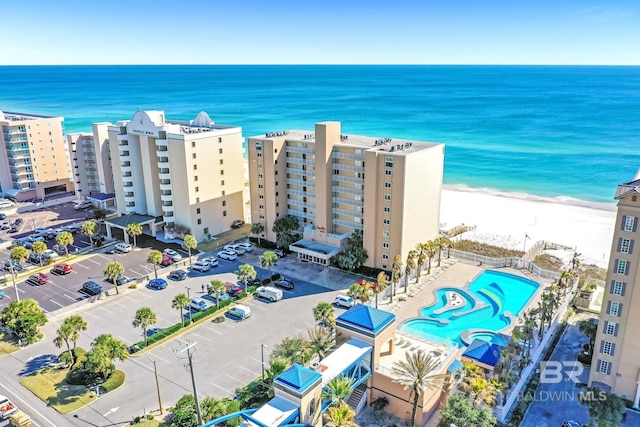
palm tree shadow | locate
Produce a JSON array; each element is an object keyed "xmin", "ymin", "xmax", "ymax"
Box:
[{"xmin": 20, "ymin": 353, "xmax": 58, "ymax": 376}]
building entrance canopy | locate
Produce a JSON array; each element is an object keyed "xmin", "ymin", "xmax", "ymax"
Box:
[{"xmin": 288, "ymin": 238, "xmax": 341, "ymax": 265}]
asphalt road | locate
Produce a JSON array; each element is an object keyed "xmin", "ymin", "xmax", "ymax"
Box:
[{"xmin": 0, "ymin": 247, "xmax": 353, "ymax": 427}]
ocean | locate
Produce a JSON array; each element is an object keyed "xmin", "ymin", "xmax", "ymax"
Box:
[{"xmin": 1, "ymin": 65, "xmax": 639, "ymax": 204}]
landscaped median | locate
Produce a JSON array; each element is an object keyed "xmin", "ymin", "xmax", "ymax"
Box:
[
  {"xmin": 0, "ymin": 330, "xmax": 21, "ymax": 355},
  {"xmin": 129, "ymin": 286, "xmax": 257, "ymax": 355}
]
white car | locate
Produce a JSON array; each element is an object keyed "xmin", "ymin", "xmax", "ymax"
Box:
[
  {"xmin": 334, "ymin": 295, "xmax": 355, "ymax": 308},
  {"xmin": 236, "ymin": 242, "xmax": 254, "ymax": 252},
  {"xmin": 191, "ymin": 261, "xmax": 210, "ymax": 272},
  {"xmin": 73, "ymin": 201, "xmax": 93, "ymax": 210},
  {"xmin": 223, "ymin": 245, "xmax": 244, "ymax": 255},
  {"xmin": 203, "ymin": 257, "xmax": 218, "ymax": 267},
  {"xmin": 115, "ymin": 242, "xmax": 132, "ymax": 253},
  {"xmin": 0, "ymin": 221, "xmax": 10, "ymax": 230},
  {"xmin": 42, "ymin": 249, "xmax": 58, "ymax": 259},
  {"xmin": 29, "ymin": 234, "xmax": 45, "ymax": 243},
  {"xmin": 217, "ymin": 250, "xmax": 238, "ymax": 261},
  {"xmin": 163, "ymin": 248, "xmax": 182, "ymax": 261}
]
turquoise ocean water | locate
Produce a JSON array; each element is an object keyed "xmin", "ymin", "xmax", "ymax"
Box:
[{"xmin": 1, "ymin": 65, "xmax": 639, "ymax": 203}]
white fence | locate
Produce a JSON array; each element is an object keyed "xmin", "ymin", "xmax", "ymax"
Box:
[{"xmin": 448, "ymin": 249, "xmax": 561, "ymax": 281}]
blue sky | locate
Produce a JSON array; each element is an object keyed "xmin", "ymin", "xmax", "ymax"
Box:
[{"xmin": 1, "ymin": 0, "xmax": 638, "ymax": 65}]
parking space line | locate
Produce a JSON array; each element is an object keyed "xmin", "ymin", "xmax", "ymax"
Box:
[
  {"xmin": 147, "ymin": 352, "xmax": 170, "ymax": 364},
  {"xmin": 211, "ymin": 382, "xmax": 234, "ymax": 397},
  {"xmin": 225, "ymin": 374, "xmax": 246, "ymax": 385},
  {"xmin": 117, "ymin": 335, "xmax": 134, "ymax": 344},
  {"xmin": 191, "ymin": 332, "xmax": 211, "ymax": 342},
  {"xmin": 86, "ymin": 258, "xmax": 100, "ymax": 265},
  {"xmin": 113, "ymin": 301, "xmax": 128, "ymax": 309},
  {"xmin": 64, "ymin": 293, "xmax": 79, "ymax": 302},
  {"xmin": 75, "ymin": 263, "xmax": 89, "ymax": 269},
  {"xmin": 49, "ymin": 299, "xmax": 64, "ymax": 308},
  {"xmin": 239, "ymin": 365, "xmax": 260, "ymax": 376},
  {"xmin": 203, "ymin": 326, "xmax": 223, "ymax": 335},
  {"xmin": 85, "ymin": 312, "xmax": 100, "ymax": 319}
]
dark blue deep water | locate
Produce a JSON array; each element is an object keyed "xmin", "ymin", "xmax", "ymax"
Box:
[{"xmin": 1, "ymin": 65, "xmax": 639, "ymax": 202}]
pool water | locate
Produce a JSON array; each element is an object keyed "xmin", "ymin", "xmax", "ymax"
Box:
[{"xmin": 400, "ymin": 270, "xmax": 540, "ymax": 346}]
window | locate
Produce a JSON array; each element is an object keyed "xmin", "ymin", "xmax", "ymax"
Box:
[
  {"xmin": 219, "ymin": 148, "xmax": 223, "ymax": 154},
  {"xmin": 275, "ymin": 171, "xmax": 278, "ymax": 175},
  {"xmin": 221, "ymin": 180, "xmax": 225, "ymax": 186},
  {"xmin": 197, "ymin": 219, "xmax": 202, "ymax": 225},
  {"xmin": 623, "ymin": 216, "xmax": 636, "ymax": 231},
  {"xmin": 382, "ymin": 254, "xmax": 389, "ymax": 260},
  {"xmin": 383, "ymin": 219, "xmax": 390, "ymax": 225},
  {"xmin": 258, "ymin": 163, "xmax": 263, "ymax": 168},
  {"xmin": 615, "ymin": 260, "xmax": 629, "ymax": 275},
  {"xmin": 612, "ymin": 280, "xmax": 624, "ymax": 296},
  {"xmin": 609, "ymin": 301, "xmax": 621, "ymax": 317},
  {"xmin": 384, "ymin": 182, "xmax": 391, "ymax": 188},
  {"xmin": 220, "ymin": 159, "xmax": 223, "ymax": 165},
  {"xmin": 258, "ymin": 184, "xmax": 264, "ymax": 189},
  {"xmin": 384, "ymin": 207, "xmax": 390, "ymax": 213},
  {"xmin": 195, "ymin": 187, "xmax": 199, "ymax": 192},
  {"xmin": 194, "ymin": 176, "xmax": 198, "ymax": 181},
  {"xmin": 196, "ymin": 197, "xmax": 200, "ymax": 203},
  {"xmin": 602, "ymin": 341, "xmax": 614, "ymax": 355},
  {"xmin": 275, "ymin": 192, "xmax": 279, "ymax": 196},
  {"xmin": 259, "ymin": 205, "xmax": 265, "ymax": 210},
  {"xmin": 222, "ymin": 191, "xmax": 225, "ymax": 196},
  {"xmin": 275, "ymin": 149, "xmax": 278, "ymax": 153},
  {"xmin": 383, "ymin": 242, "xmax": 389, "ymax": 249},
  {"xmin": 260, "ymin": 215, "xmax": 265, "ymax": 220},
  {"xmin": 193, "ymin": 164, "xmax": 198, "ymax": 170},
  {"xmin": 258, "ymin": 174, "xmax": 263, "ymax": 179},
  {"xmin": 259, "ymin": 195, "xmax": 264, "ymax": 199},
  {"xmin": 385, "ymin": 157, "xmax": 394, "ymax": 168},
  {"xmin": 196, "ymin": 208, "xmax": 201, "ymax": 214},
  {"xmin": 275, "ymin": 181, "xmax": 278, "ymax": 186},
  {"xmin": 218, "ymin": 137, "xmax": 222, "ymax": 143},
  {"xmin": 619, "ymin": 238, "xmax": 632, "ymax": 254},
  {"xmin": 597, "ymin": 360, "xmax": 611, "ymax": 375},
  {"xmin": 220, "ymin": 170, "xmax": 224, "ymax": 175},
  {"xmin": 385, "ymin": 169, "xmax": 392, "ymax": 176},
  {"xmin": 634, "ymin": 196, "xmax": 638, "ymax": 202},
  {"xmin": 384, "ymin": 194, "xmax": 391, "ymax": 201},
  {"xmin": 192, "ymin": 153, "xmax": 197, "ymax": 159},
  {"xmin": 383, "ymin": 231, "xmax": 390, "ymax": 237},
  {"xmin": 605, "ymin": 321, "xmax": 617, "ymax": 336},
  {"xmin": 257, "ymin": 152, "xmax": 263, "ymax": 158},
  {"xmin": 191, "ymin": 141, "xmax": 196, "ymax": 148}
]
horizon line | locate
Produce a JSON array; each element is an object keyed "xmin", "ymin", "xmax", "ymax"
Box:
[{"xmin": 2, "ymin": 63, "xmax": 640, "ymax": 67}]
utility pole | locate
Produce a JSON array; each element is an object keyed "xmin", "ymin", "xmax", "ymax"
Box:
[
  {"xmin": 185, "ymin": 287, "xmax": 192, "ymax": 324},
  {"xmin": 10, "ymin": 266, "xmax": 19, "ymax": 302},
  {"xmin": 153, "ymin": 361, "xmax": 163, "ymax": 415},
  {"xmin": 176, "ymin": 341, "xmax": 202, "ymax": 425},
  {"xmin": 261, "ymin": 344, "xmax": 267, "ymax": 380}
]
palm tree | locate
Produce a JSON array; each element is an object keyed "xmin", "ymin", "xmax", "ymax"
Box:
[
  {"xmin": 391, "ymin": 350, "xmax": 445, "ymax": 427},
  {"xmin": 459, "ymin": 364, "xmax": 499, "ymax": 408},
  {"xmin": 424, "ymin": 240, "xmax": 437, "ymax": 275},
  {"xmin": 251, "ymin": 223, "xmax": 265, "ymax": 246},
  {"xmin": 578, "ymin": 318, "xmax": 598, "ymax": 356},
  {"xmin": 171, "ymin": 293, "xmax": 190, "ymax": 327},
  {"xmin": 521, "ymin": 309, "xmax": 538, "ymax": 355},
  {"xmin": 81, "ymin": 220, "xmax": 97, "ymax": 245},
  {"xmin": 32, "ymin": 241, "xmax": 47, "ymax": 266},
  {"xmin": 126, "ymin": 222, "xmax": 143, "ymax": 247},
  {"xmin": 104, "ymin": 261, "xmax": 124, "ymax": 295},
  {"xmin": 348, "ymin": 282, "xmax": 371, "ymax": 303},
  {"xmin": 374, "ymin": 272, "xmax": 390, "ymax": 308},
  {"xmin": 55, "ymin": 231, "xmax": 74, "ymax": 256},
  {"xmin": 312, "ymin": 302, "xmax": 335, "ymax": 329},
  {"xmin": 570, "ymin": 251, "xmax": 582, "ymax": 271},
  {"xmin": 182, "ymin": 234, "xmax": 197, "ymax": 266},
  {"xmin": 415, "ymin": 243, "xmax": 427, "ymax": 278},
  {"xmin": 259, "ymin": 251, "xmax": 278, "ymax": 276},
  {"xmin": 200, "ymin": 396, "xmax": 228, "ymax": 423},
  {"xmin": 235, "ymin": 263, "xmax": 256, "ymax": 292},
  {"xmin": 208, "ymin": 279, "xmax": 226, "ymax": 309},
  {"xmin": 133, "ymin": 307, "xmax": 157, "ymax": 345},
  {"xmin": 391, "ymin": 254, "xmax": 403, "ymax": 301},
  {"xmin": 435, "ymin": 236, "xmax": 451, "ymax": 266},
  {"xmin": 405, "ymin": 250, "xmax": 417, "ymax": 292},
  {"xmin": 322, "ymin": 376, "xmax": 355, "ymax": 405},
  {"xmin": 147, "ymin": 249, "xmax": 162, "ymax": 279},
  {"xmin": 53, "ymin": 315, "xmax": 87, "ymax": 367},
  {"xmin": 307, "ymin": 326, "xmax": 334, "ymax": 361},
  {"xmin": 324, "ymin": 402, "xmax": 356, "ymax": 427}
]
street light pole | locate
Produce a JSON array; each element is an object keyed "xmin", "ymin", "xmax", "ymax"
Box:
[
  {"xmin": 153, "ymin": 360, "xmax": 163, "ymax": 415},
  {"xmin": 10, "ymin": 266, "xmax": 19, "ymax": 302},
  {"xmin": 261, "ymin": 344, "xmax": 267, "ymax": 380},
  {"xmin": 180, "ymin": 342, "xmax": 203, "ymax": 425},
  {"xmin": 185, "ymin": 287, "xmax": 192, "ymax": 324}
]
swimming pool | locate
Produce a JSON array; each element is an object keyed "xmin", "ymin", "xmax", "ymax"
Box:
[{"xmin": 400, "ymin": 270, "xmax": 540, "ymax": 347}]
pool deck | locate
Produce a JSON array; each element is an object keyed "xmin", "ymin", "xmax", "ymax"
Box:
[{"xmin": 380, "ymin": 259, "xmax": 552, "ymax": 335}]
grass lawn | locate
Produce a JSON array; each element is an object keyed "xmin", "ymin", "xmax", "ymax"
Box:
[
  {"xmin": 20, "ymin": 367, "xmax": 95, "ymax": 414},
  {"xmin": 0, "ymin": 331, "xmax": 21, "ymax": 356},
  {"xmin": 197, "ymin": 224, "xmax": 250, "ymax": 253},
  {"xmin": 124, "ymin": 420, "xmax": 164, "ymax": 427}
]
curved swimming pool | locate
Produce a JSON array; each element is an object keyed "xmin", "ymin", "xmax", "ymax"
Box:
[{"xmin": 400, "ymin": 270, "xmax": 540, "ymax": 346}]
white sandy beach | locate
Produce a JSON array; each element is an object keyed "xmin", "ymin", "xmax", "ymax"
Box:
[{"xmin": 440, "ymin": 185, "xmax": 617, "ymax": 269}]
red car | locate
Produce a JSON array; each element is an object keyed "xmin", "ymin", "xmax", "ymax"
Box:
[
  {"xmin": 27, "ymin": 273, "xmax": 48, "ymax": 285},
  {"xmin": 53, "ymin": 263, "xmax": 73, "ymax": 275},
  {"xmin": 161, "ymin": 253, "xmax": 173, "ymax": 266}
]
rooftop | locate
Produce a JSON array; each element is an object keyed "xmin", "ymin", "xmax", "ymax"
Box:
[
  {"xmin": 274, "ymin": 363, "xmax": 322, "ymax": 393},
  {"xmin": 336, "ymin": 304, "xmax": 396, "ymax": 334},
  {"xmin": 0, "ymin": 111, "xmax": 61, "ymax": 122},
  {"xmin": 461, "ymin": 339, "xmax": 503, "ymax": 368}
]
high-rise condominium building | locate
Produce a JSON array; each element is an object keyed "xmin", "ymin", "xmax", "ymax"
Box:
[
  {"xmin": 588, "ymin": 172, "xmax": 640, "ymax": 409},
  {"xmin": 247, "ymin": 121, "xmax": 444, "ymax": 270},
  {"xmin": 0, "ymin": 111, "xmax": 74, "ymax": 201},
  {"xmin": 67, "ymin": 123, "xmax": 115, "ymax": 197},
  {"xmin": 106, "ymin": 110, "xmax": 246, "ymax": 242}
]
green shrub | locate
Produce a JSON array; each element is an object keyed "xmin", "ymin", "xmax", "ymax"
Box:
[
  {"xmin": 236, "ymin": 291, "xmax": 247, "ymax": 299},
  {"xmin": 247, "ymin": 286, "xmax": 257, "ymax": 293},
  {"xmin": 146, "ymin": 414, "xmax": 154, "ymax": 420},
  {"xmin": 102, "ymin": 369, "xmax": 125, "ymax": 392}
]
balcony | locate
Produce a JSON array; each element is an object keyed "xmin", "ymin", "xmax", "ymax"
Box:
[
  {"xmin": 123, "ymin": 172, "xmax": 132, "ymax": 178},
  {"xmin": 160, "ymin": 192, "xmax": 174, "ymax": 202},
  {"xmin": 157, "ymin": 159, "xmax": 170, "ymax": 169},
  {"xmin": 286, "ymin": 156, "xmax": 315, "ymax": 166},
  {"xmin": 332, "ymin": 174, "xmax": 363, "ymax": 184},
  {"xmin": 162, "ymin": 201, "xmax": 173, "ymax": 207},
  {"xmin": 11, "ymin": 161, "xmax": 32, "ymax": 168},
  {"xmin": 121, "ymin": 162, "xmax": 132, "ymax": 173},
  {"xmin": 286, "ymin": 167, "xmax": 315, "ymax": 176},
  {"xmin": 156, "ymin": 148, "xmax": 168, "ymax": 157},
  {"xmin": 287, "ymin": 209, "xmax": 314, "ymax": 219},
  {"xmin": 287, "ymin": 188, "xmax": 315, "ymax": 197},
  {"xmin": 287, "ymin": 178, "xmax": 315, "ymax": 188},
  {"xmin": 159, "ymin": 171, "xmax": 171, "ymax": 180},
  {"xmin": 333, "ymin": 218, "xmax": 363, "ymax": 230},
  {"xmin": 120, "ymin": 150, "xmax": 131, "ymax": 158},
  {"xmin": 163, "ymin": 214, "xmax": 175, "ymax": 223},
  {"xmin": 6, "ymin": 145, "xmax": 29, "ymax": 151},
  {"xmin": 5, "ymin": 137, "xmax": 28, "ymax": 143},
  {"xmin": 285, "ymin": 146, "xmax": 315, "ymax": 155},
  {"xmin": 3, "ymin": 128, "xmax": 26, "ymax": 135},
  {"xmin": 7, "ymin": 153, "xmax": 30, "ymax": 160},
  {"xmin": 333, "ymin": 196, "xmax": 364, "ymax": 207},
  {"xmin": 119, "ymin": 141, "xmax": 129, "ymax": 147},
  {"xmin": 332, "ymin": 163, "xmax": 364, "ymax": 173},
  {"xmin": 159, "ymin": 181, "xmax": 172, "ymax": 191},
  {"xmin": 288, "ymin": 199, "xmax": 316, "ymax": 209},
  {"xmin": 333, "ymin": 207, "xmax": 363, "ymax": 217},
  {"xmin": 332, "ymin": 185, "xmax": 362, "ymax": 196},
  {"xmin": 124, "ymin": 193, "xmax": 136, "ymax": 203}
]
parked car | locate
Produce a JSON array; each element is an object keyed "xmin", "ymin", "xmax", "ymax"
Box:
[
  {"xmin": 52, "ymin": 244, "xmax": 67, "ymax": 256},
  {"xmin": 217, "ymin": 250, "xmax": 238, "ymax": 261},
  {"xmin": 63, "ymin": 224, "xmax": 78, "ymax": 233},
  {"xmin": 169, "ymin": 269, "xmax": 188, "ymax": 280},
  {"xmin": 236, "ymin": 242, "xmax": 253, "ymax": 252},
  {"xmin": 1, "ymin": 221, "xmax": 10, "ymax": 230},
  {"xmin": 247, "ymin": 277, "xmax": 262, "ymax": 287},
  {"xmin": 116, "ymin": 275, "xmax": 132, "ymax": 286},
  {"xmin": 42, "ymin": 249, "xmax": 58, "ymax": 259},
  {"xmin": 255, "ymin": 286, "xmax": 283, "ymax": 302},
  {"xmin": 222, "ymin": 245, "xmax": 240, "ymax": 255},
  {"xmin": 0, "ymin": 213, "xmax": 5, "ymax": 220},
  {"xmin": 53, "ymin": 263, "xmax": 73, "ymax": 275},
  {"xmin": 225, "ymin": 282, "xmax": 243, "ymax": 296},
  {"xmin": 161, "ymin": 253, "xmax": 173, "ymax": 266},
  {"xmin": 273, "ymin": 278, "xmax": 294, "ymax": 290},
  {"xmin": 202, "ymin": 256, "xmax": 218, "ymax": 268},
  {"xmin": 561, "ymin": 422, "xmax": 581, "ymax": 427},
  {"xmin": 163, "ymin": 248, "xmax": 182, "ymax": 261},
  {"xmin": 28, "ymin": 234, "xmax": 44, "ymax": 243},
  {"xmin": 73, "ymin": 201, "xmax": 93, "ymax": 210},
  {"xmin": 8, "ymin": 225, "xmax": 18, "ymax": 233},
  {"xmin": 148, "ymin": 278, "xmax": 168, "ymax": 290},
  {"xmin": 231, "ymin": 219, "xmax": 245, "ymax": 228},
  {"xmin": 191, "ymin": 261, "xmax": 210, "ymax": 272},
  {"xmin": 14, "ymin": 218, "xmax": 23, "ymax": 227},
  {"xmin": 227, "ymin": 304, "xmax": 252, "ymax": 320},
  {"xmin": 208, "ymin": 291, "xmax": 230, "ymax": 303},
  {"xmin": 28, "ymin": 253, "xmax": 44, "ymax": 264},
  {"xmin": 334, "ymin": 295, "xmax": 355, "ymax": 308},
  {"xmin": 115, "ymin": 242, "xmax": 132, "ymax": 253},
  {"xmin": 190, "ymin": 297, "xmax": 208, "ymax": 312},
  {"xmin": 82, "ymin": 280, "xmax": 103, "ymax": 295},
  {"xmin": 225, "ymin": 245, "xmax": 245, "ymax": 255},
  {"xmin": 3, "ymin": 260, "xmax": 23, "ymax": 272},
  {"xmin": 93, "ymin": 234, "xmax": 106, "ymax": 246},
  {"xmin": 273, "ymin": 249, "xmax": 285, "ymax": 258},
  {"xmin": 27, "ymin": 273, "xmax": 49, "ymax": 286}
]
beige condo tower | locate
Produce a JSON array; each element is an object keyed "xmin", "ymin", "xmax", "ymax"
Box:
[
  {"xmin": 0, "ymin": 111, "xmax": 74, "ymax": 201},
  {"xmin": 588, "ymin": 172, "xmax": 640, "ymax": 409},
  {"xmin": 105, "ymin": 110, "xmax": 246, "ymax": 242},
  {"xmin": 247, "ymin": 121, "xmax": 444, "ymax": 270}
]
